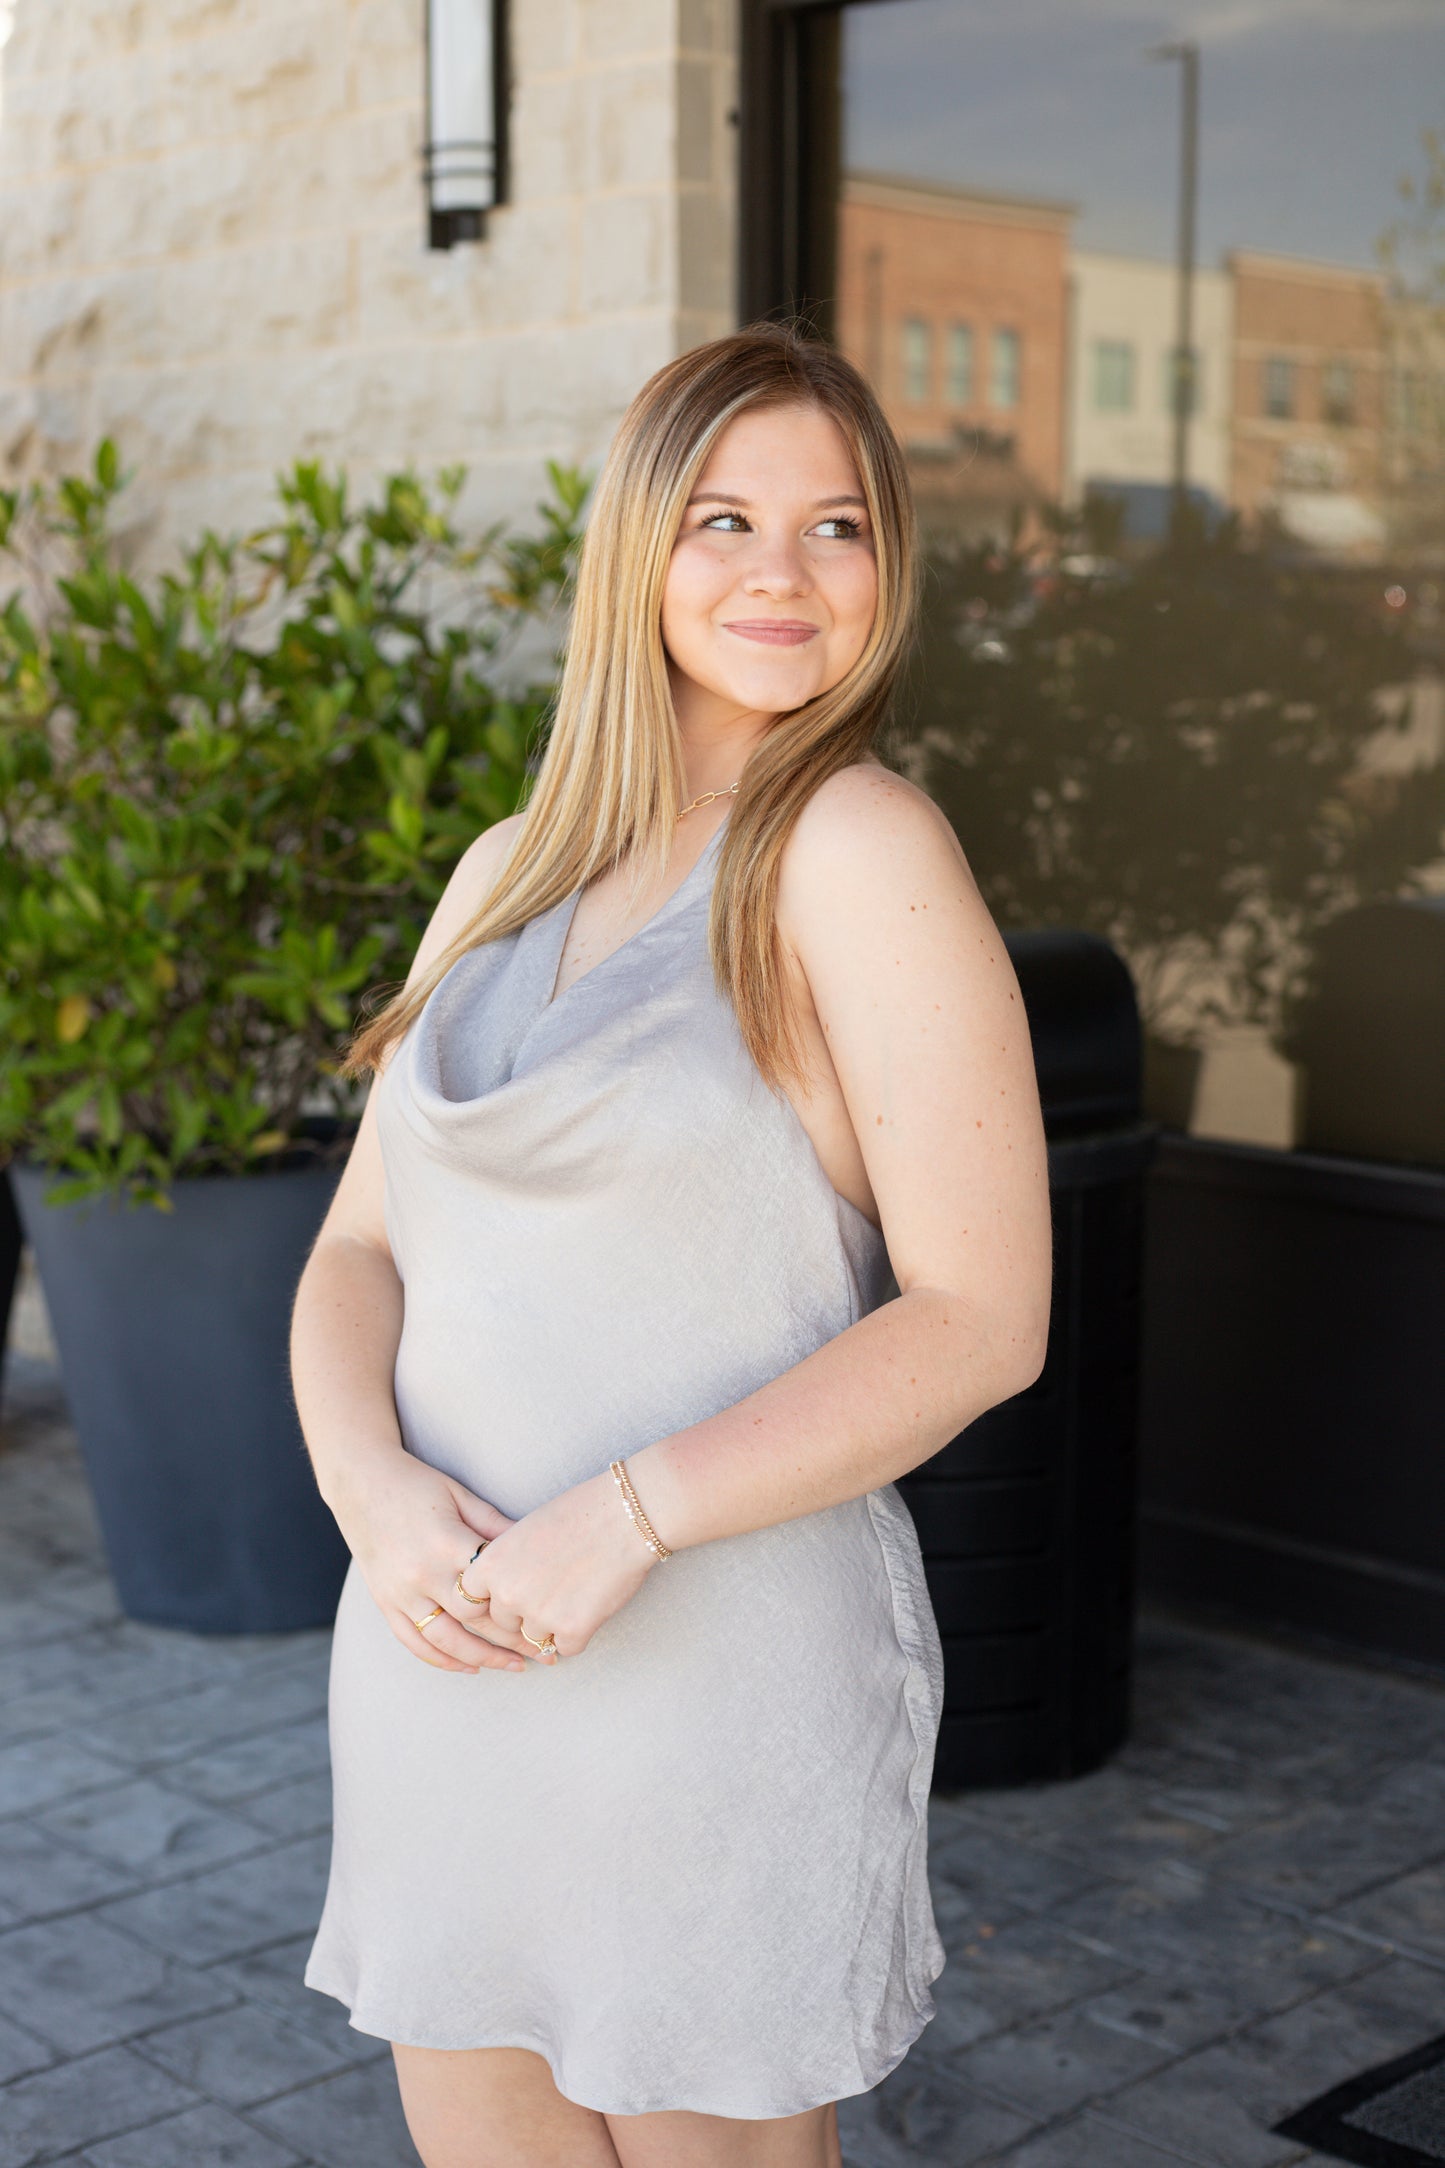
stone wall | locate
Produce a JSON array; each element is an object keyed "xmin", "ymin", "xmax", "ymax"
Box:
[{"xmin": 0, "ymin": 0, "xmax": 739, "ymax": 559}]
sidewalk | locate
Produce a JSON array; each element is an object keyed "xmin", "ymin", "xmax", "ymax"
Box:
[{"xmin": 5, "ymin": 1293, "xmax": 1445, "ymax": 2166}]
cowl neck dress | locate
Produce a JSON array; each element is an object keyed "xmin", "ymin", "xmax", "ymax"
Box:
[{"xmin": 304, "ymin": 811, "xmax": 946, "ymax": 2119}]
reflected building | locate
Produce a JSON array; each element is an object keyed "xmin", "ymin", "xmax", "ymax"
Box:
[
  {"xmin": 1065, "ymin": 251, "xmax": 1233, "ymax": 543},
  {"xmin": 1227, "ymin": 249, "xmax": 1388, "ymax": 561},
  {"xmin": 835, "ymin": 172, "xmax": 1074, "ymax": 548}
]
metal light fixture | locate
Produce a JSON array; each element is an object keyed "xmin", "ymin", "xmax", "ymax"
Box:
[{"xmin": 424, "ymin": 0, "xmax": 505, "ymax": 250}]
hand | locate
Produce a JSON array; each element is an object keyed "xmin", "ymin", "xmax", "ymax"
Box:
[
  {"xmin": 333, "ymin": 1448, "xmax": 538, "ymax": 1675},
  {"xmin": 459, "ymin": 1468, "xmax": 659, "ymax": 1665}
]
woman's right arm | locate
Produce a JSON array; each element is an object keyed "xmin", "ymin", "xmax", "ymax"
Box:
[{"xmin": 290, "ymin": 815, "xmax": 534, "ymax": 1677}]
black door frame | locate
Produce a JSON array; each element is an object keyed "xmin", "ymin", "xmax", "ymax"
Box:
[{"xmin": 738, "ymin": 1, "xmax": 842, "ymax": 331}]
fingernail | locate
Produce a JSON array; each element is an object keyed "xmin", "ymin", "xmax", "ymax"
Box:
[{"xmin": 508, "ymin": 1659, "xmax": 525, "ymax": 1672}]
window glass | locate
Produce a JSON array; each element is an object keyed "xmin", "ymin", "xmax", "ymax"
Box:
[
  {"xmin": 947, "ymin": 323, "xmax": 975, "ymax": 406},
  {"xmin": 828, "ymin": 0, "xmax": 1445, "ymax": 1157},
  {"xmin": 990, "ymin": 326, "xmax": 1022, "ymax": 408},
  {"xmin": 1263, "ymin": 355, "xmax": 1296, "ymax": 419},
  {"xmin": 902, "ymin": 316, "xmax": 932, "ymax": 402},
  {"xmin": 1094, "ymin": 339, "xmax": 1136, "ymax": 412}
]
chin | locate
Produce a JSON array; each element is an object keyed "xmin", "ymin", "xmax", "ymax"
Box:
[{"xmin": 711, "ymin": 663, "xmax": 822, "ymax": 713}]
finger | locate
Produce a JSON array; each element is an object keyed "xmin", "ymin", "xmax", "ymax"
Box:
[
  {"xmin": 395, "ymin": 1615, "xmax": 495, "ymax": 1674},
  {"xmin": 519, "ymin": 1621, "xmax": 561, "ymax": 1667},
  {"xmin": 444, "ymin": 1479, "xmax": 516, "ymax": 1545},
  {"xmin": 425, "ymin": 1615, "xmax": 528, "ymax": 1673},
  {"xmin": 397, "ymin": 1599, "xmax": 526, "ymax": 1674},
  {"xmin": 427, "ymin": 1585, "xmax": 535, "ymax": 1660}
]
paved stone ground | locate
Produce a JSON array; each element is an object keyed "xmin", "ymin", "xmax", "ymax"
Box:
[{"xmin": 7, "ymin": 1280, "xmax": 1445, "ymax": 2167}]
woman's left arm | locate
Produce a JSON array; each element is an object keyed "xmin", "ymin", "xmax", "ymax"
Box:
[
  {"xmin": 633, "ymin": 766, "xmax": 1053, "ymax": 1546},
  {"xmin": 474, "ymin": 770, "xmax": 1054, "ymax": 1657}
]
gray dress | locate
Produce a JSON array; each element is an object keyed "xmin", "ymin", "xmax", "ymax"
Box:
[{"xmin": 304, "ymin": 812, "xmax": 946, "ymax": 2119}]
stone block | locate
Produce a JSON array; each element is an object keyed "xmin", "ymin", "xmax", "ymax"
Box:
[
  {"xmin": 583, "ymin": 62, "xmax": 675, "ymax": 196},
  {"xmin": 999, "ymin": 2115, "xmax": 1223, "ymax": 2168},
  {"xmin": 77, "ymin": 1656, "xmax": 328, "ymax": 1767},
  {"xmin": 923, "ymin": 1911, "xmax": 1135, "ymax": 2061},
  {"xmin": 953, "ymin": 2002, "xmax": 1182, "ymax": 2122},
  {"xmin": 0, "ymin": 1734, "xmax": 130, "ymax": 1817},
  {"xmin": 511, "ymin": 70, "xmax": 598, "ymax": 204},
  {"xmin": 0, "ymin": 1911, "xmax": 235, "ymax": 2055},
  {"xmin": 675, "ymin": 56, "xmax": 717, "ymax": 186},
  {"xmin": 0, "ymin": 2043, "xmax": 199, "ymax": 2168},
  {"xmin": 511, "ymin": 0, "xmax": 581, "ymax": 80},
  {"xmin": 677, "ymin": 185, "xmax": 733, "ymax": 319},
  {"xmin": 576, "ymin": 189, "xmax": 670, "ymax": 316},
  {"xmin": 237, "ymin": 1769, "xmax": 334, "ymax": 1839},
  {"xmin": 81, "ymin": 2101, "xmax": 304, "ymax": 2168},
  {"xmin": 1054, "ymin": 1864, "xmax": 1378, "ymax": 2013},
  {"xmin": 0, "ymin": 1816, "xmax": 136, "ymax": 1924},
  {"xmin": 579, "ymin": 0, "xmax": 675, "ymax": 65},
  {"xmin": 836, "ymin": 2052, "xmax": 1036, "ymax": 2168},
  {"xmin": 352, "ymin": 205, "xmax": 571, "ymax": 349},
  {"xmin": 38, "ymin": 1774, "xmax": 267, "ymax": 1882},
  {"xmin": 133, "ymin": 1997, "xmax": 352, "ymax": 2106},
  {"xmin": 95, "ymin": 1831, "xmax": 331, "ymax": 1964},
  {"xmin": 159, "ymin": 1713, "xmax": 331, "ymax": 1805},
  {"xmin": 0, "ymin": 2010, "xmax": 53, "ymax": 2087},
  {"xmin": 929, "ymin": 1816, "xmax": 1109, "ymax": 1918},
  {"xmin": 346, "ymin": 0, "xmax": 426, "ymax": 114},
  {"xmin": 252, "ymin": 2057, "xmax": 424, "ymax": 2168},
  {"xmin": 155, "ymin": 234, "xmax": 353, "ymax": 364}
]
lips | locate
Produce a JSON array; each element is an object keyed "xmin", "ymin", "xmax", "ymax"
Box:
[{"xmin": 722, "ymin": 621, "xmax": 820, "ymax": 647}]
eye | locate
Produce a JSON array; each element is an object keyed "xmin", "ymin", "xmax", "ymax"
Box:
[
  {"xmin": 698, "ymin": 509, "xmax": 749, "ymax": 532},
  {"xmin": 816, "ymin": 514, "xmax": 863, "ymax": 539}
]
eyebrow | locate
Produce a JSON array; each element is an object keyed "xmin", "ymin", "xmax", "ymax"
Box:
[{"xmin": 685, "ymin": 490, "xmax": 869, "ymax": 510}]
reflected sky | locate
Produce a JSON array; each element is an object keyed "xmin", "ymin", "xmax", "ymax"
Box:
[{"xmin": 843, "ymin": 0, "xmax": 1444, "ymax": 270}]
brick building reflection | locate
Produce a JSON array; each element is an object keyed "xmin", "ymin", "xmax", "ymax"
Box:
[{"xmin": 835, "ymin": 168, "xmax": 1432, "ymax": 564}]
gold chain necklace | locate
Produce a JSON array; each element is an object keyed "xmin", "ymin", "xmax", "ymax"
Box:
[{"xmin": 676, "ymin": 779, "xmax": 741, "ymax": 821}]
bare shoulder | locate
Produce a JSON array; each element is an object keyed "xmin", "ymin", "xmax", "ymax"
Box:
[
  {"xmin": 409, "ymin": 811, "xmax": 527, "ymax": 981},
  {"xmin": 776, "ymin": 759, "xmax": 980, "ymax": 942}
]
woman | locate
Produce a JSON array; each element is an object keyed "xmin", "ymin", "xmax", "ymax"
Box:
[{"xmin": 293, "ymin": 322, "xmax": 1052, "ymax": 2168}]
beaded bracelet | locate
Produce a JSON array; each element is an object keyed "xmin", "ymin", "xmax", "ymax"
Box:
[{"xmin": 609, "ymin": 1458, "xmax": 673, "ymax": 1561}]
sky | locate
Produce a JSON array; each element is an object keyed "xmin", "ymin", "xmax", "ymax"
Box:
[{"xmin": 843, "ymin": 0, "xmax": 1444, "ymax": 276}]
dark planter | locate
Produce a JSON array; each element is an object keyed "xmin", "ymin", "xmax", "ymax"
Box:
[
  {"xmin": 1139, "ymin": 1134, "xmax": 1445, "ymax": 1669},
  {"xmin": 12, "ymin": 1155, "xmax": 350, "ymax": 1633},
  {"xmin": 0, "ymin": 1167, "xmax": 22, "ymax": 1406}
]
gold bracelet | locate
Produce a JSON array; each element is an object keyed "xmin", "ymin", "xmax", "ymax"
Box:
[{"xmin": 609, "ymin": 1458, "xmax": 673, "ymax": 1561}]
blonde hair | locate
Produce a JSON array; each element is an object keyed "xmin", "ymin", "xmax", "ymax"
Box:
[{"xmin": 345, "ymin": 320, "xmax": 921, "ymax": 1092}]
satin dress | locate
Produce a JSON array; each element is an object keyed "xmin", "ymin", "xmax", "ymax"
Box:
[{"xmin": 305, "ymin": 814, "xmax": 945, "ymax": 2117}]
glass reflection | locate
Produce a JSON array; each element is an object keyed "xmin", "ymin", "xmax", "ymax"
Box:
[{"xmin": 829, "ymin": 0, "xmax": 1445, "ymax": 1157}]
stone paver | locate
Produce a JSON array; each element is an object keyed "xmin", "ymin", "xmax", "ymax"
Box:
[{"xmin": 7, "ymin": 1280, "xmax": 1445, "ymax": 2166}]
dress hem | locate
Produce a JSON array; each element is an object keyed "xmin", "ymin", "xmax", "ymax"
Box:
[{"xmin": 302, "ymin": 1957, "xmax": 945, "ymax": 2122}]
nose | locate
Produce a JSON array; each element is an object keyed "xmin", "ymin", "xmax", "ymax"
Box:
[{"xmin": 740, "ymin": 528, "xmax": 812, "ymax": 600}]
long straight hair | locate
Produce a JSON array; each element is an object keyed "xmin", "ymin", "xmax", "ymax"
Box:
[{"xmin": 344, "ymin": 321, "xmax": 922, "ymax": 1092}]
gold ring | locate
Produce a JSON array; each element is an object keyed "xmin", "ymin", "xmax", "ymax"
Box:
[
  {"xmin": 521, "ymin": 1626, "xmax": 558, "ymax": 1657},
  {"xmin": 413, "ymin": 1605, "xmax": 444, "ymax": 1632},
  {"xmin": 456, "ymin": 1537, "xmax": 491, "ymax": 1605}
]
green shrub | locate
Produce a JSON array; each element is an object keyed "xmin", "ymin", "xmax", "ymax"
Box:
[{"xmin": 0, "ymin": 444, "xmax": 588, "ymax": 1206}]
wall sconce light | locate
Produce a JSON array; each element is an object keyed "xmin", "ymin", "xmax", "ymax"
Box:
[{"xmin": 424, "ymin": 0, "xmax": 506, "ymax": 250}]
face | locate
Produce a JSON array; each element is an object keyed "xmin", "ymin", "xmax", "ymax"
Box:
[{"xmin": 661, "ymin": 402, "xmax": 879, "ymax": 741}]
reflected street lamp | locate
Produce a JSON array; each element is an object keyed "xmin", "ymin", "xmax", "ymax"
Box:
[
  {"xmin": 424, "ymin": 0, "xmax": 506, "ymax": 250},
  {"xmin": 1146, "ymin": 39, "xmax": 1200, "ymax": 536}
]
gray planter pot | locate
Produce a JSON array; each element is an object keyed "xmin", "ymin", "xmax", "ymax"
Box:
[{"xmin": 12, "ymin": 1155, "xmax": 350, "ymax": 1633}]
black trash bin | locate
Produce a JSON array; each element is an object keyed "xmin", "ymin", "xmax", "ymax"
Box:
[{"xmin": 898, "ymin": 931, "xmax": 1159, "ymax": 1790}]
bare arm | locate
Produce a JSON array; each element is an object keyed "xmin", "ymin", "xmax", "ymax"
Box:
[
  {"xmin": 629, "ymin": 768, "xmax": 1051, "ymax": 1544},
  {"xmin": 290, "ymin": 814, "xmax": 540, "ymax": 1676}
]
